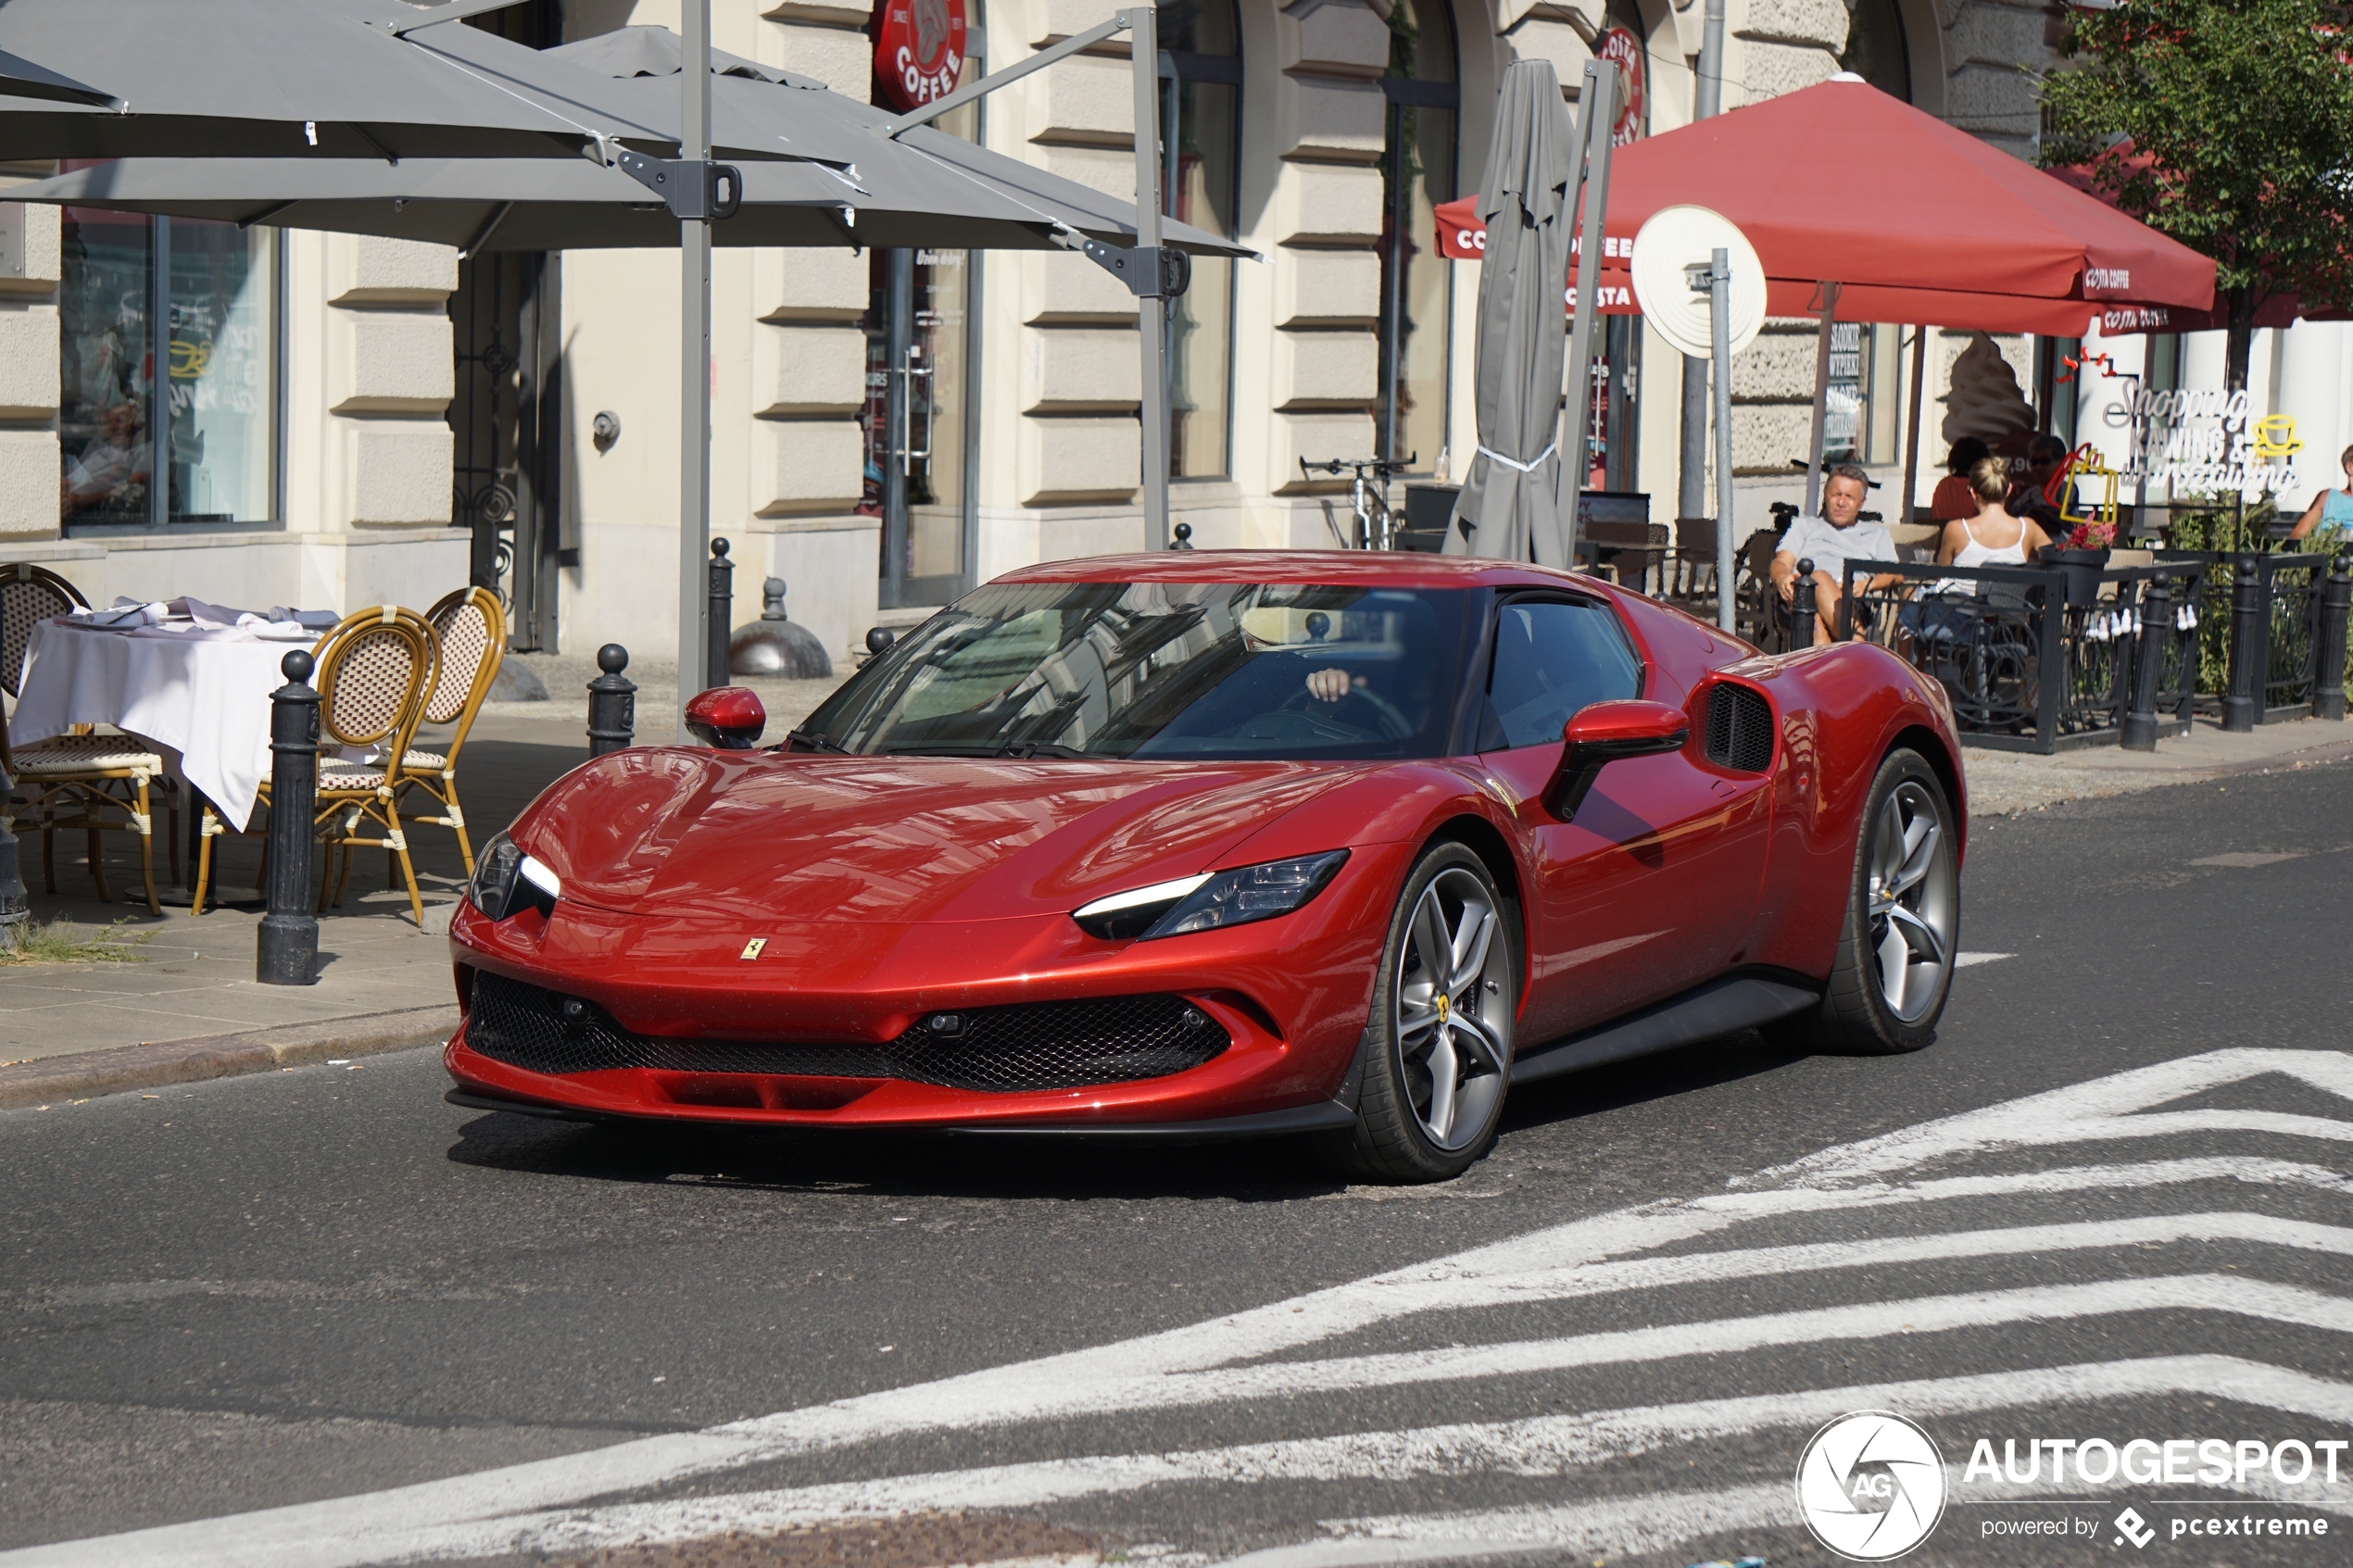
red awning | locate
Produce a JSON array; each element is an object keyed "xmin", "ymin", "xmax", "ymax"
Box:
[{"xmin": 1434, "ymin": 76, "xmax": 2217, "ymax": 334}]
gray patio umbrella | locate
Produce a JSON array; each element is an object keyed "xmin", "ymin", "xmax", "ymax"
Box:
[
  {"xmin": 0, "ymin": 0, "xmax": 670, "ymax": 162},
  {"xmin": 1444, "ymin": 60, "xmax": 1576, "ymax": 567},
  {"xmin": 11, "ymin": 146, "xmax": 1244, "ymax": 260}
]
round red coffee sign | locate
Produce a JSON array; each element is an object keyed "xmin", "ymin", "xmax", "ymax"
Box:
[
  {"xmin": 875, "ymin": 0, "xmax": 967, "ymax": 111},
  {"xmin": 1596, "ymin": 27, "xmax": 1646, "ymax": 146}
]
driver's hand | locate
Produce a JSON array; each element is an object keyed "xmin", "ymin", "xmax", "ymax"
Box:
[{"xmin": 1305, "ymin": 668, "xmax": 1350, "ymax": 702}]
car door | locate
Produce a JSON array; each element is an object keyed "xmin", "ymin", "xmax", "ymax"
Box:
[{"xmin": 1475, "ymin": 595, "xmax": 1772, "ymax": 1043}]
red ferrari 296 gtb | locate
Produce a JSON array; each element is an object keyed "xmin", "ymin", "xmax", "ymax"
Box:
[{"xmin": 446, "ymin": 551, "xmax": 1965, "ymax": 1181}]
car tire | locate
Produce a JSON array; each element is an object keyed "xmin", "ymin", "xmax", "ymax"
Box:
[
  {"xmin": 1774, "ymin": 746, "xmax": 1960, "ymax": 1056},
  {"xmin": 1322, "ymin": 842, "xmax": 1517, "ymax": 1183}
]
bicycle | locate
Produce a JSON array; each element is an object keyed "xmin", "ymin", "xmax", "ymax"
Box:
[{"xmin": 1299, "ymin": 454, "xmax": 1416, "ymax": 549}]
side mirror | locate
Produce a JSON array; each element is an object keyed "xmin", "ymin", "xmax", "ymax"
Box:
[
  {"xmin": 1545, "ymin": 699, "xmax": 1690, "ymax": 821},
  {"xmin": 683, "ymin": 685, "xmax": 767, "ymax": 749}
]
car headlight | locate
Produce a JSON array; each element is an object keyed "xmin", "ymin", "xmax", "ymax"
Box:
[
  {"xmin": 467, "ymin": 831, "xmax": 560, "ymax": 921},
  {"xmin": 1072, "ymin": 850, "xmax": 1349, "ymax": 941}
]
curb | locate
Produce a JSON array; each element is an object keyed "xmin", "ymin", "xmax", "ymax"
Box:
[{"xmin": 0, "ymin": 1005, "xmax": 459, "ymax": 1110}]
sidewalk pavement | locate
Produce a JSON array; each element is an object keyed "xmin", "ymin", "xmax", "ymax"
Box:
[{"xmin": 3, "ymin": 674, "xmax": 2343, "ymax": 1109}]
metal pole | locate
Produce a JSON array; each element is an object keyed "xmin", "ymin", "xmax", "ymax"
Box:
[
  {"xmin": 1802, "ymin": 282, "xmax": 1839, "ymax": 519},
  {"xmin": 2317, "ymin": 561, "xmax": 2351, "ymax": 721},
  {"xmin": 256, "ymin": 649, "xmax": 321, "ymax": 986},
  {"xmin": 1711, "ymin": 247, "xmax": 1736, "ymax": 633},
  {"xmin": 2121, "ymin": 575, "xmax": 2170, "ymax": 751},
  {"xmin": 2222, "ymin": 552, "xmax": 2262, "ymax": 732},
  {"xmin": 675, "ymin": 0, "xmax": 713, "ymax": 735},
  {"xmin": 708, "ymin": 537, "xmax": 734, "ymax": 688},
  {"xmin": 1129, "ymin": 5, "xmax": 1169, "ymax": 548},
  {"xmin": 1562, "ymin": 58, "xmax": 1617, "ymax": 567},
  {"xmin": 1676, "ymin": 0, "xmax": 1725, "ymax": 533},
  {"xmin": 586, "ymin": 645, "xmax": 637, "ymax": 758},
  {"xmin": 1899, "ymin": 325, "xmax": 1927, "ymax": 529}
]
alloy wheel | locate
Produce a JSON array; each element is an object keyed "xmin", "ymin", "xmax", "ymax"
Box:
[
  {"xmin": 1392, "ymin": 867, "xmax": 1512, "ymax": 1151},
  {"xmin": 1866, "ymin": 779, "xmax": 1956, "ymax": 1022}
]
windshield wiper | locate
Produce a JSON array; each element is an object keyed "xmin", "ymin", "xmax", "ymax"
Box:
[
  {"xmin": 784, "ymin": 727, "xmax": 849, "ymax": 754},
  {"xmin": 876, "ymin": 741, "xmax": 1093, "ymax": 759}
]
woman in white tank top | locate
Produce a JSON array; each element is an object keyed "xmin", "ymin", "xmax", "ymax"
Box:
[{"xmin": 1931, "ymin": 457, "xmax": 2055, "ymax": 595}]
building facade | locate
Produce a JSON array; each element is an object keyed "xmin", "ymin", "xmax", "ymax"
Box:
[{"xmin": 4, "ymin": 0, "xmax": 2347, "ymax": 664}]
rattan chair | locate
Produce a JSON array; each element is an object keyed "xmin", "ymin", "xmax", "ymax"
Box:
[
  {"xmin": 195, "ymin": 607, "xmax": 439, "ymax": 926},
  {"xmin": 384, "ymin": 586, "xmax": 505, "ymax": 876},
  {"xmin": 0, "ymin": 563, "xmax": 170, "ymax": 912}
]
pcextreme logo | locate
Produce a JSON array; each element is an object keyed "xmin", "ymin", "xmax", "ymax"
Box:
[{"xmin": 1795, "ymin": 1411, "xmax": 1949, "ymax": 1561}]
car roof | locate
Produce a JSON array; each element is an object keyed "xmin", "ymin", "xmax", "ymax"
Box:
[{"xmin": 993, "ymin": 550, "xmax": 1612, "ymax": 594}]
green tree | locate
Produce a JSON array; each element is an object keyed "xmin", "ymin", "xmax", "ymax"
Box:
[{"xmin": 2040, "ymin": 0, "xmax": 2353, "ymax": 391}]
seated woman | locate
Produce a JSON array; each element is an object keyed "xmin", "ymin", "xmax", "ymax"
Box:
[
  {"xmin": 1901, "ymin": 457, "xmax": 2057, "ymax": 647},
  {"xmin": 2286, "ymin": 444, "xmax": 2353, "ymax": 543}
]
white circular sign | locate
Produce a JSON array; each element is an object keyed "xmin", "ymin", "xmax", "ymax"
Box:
[
  {"xmin": 1794, "ymin": 1410, "xmax": 1947, "ymax": 1561},
  {"xmin": 1629, "ymin": 205, "xmax": 1767, "ymax": 360}
]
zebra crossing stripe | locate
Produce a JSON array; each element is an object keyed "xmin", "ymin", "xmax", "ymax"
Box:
[
  {"xmin": 347, "ymin": 1355, "xmax": 2353, "ymax": 1563},
  {"xmin": 6, "ymin": 1048, "xmax": 2344, "ymax": 1568}
]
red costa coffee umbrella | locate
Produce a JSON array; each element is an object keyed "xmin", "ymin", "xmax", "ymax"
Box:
[{"xmin": 1433, "ymin": 76, "xmax": 2216, "ymax": 335}]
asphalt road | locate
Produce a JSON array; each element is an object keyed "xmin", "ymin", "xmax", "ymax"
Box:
[{"xmin": 2, "ymin": 756, "xmax": 2349, "ymax": 1567}]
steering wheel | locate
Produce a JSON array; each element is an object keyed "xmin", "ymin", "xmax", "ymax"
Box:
[{"xmin": 1275, "ymin": 681, "xmax": 1415, "ymax": 740}]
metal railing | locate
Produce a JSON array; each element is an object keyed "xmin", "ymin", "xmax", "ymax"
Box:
[{"xmin": 1833, "ymin": 559, "xmax": 2206, "ymax": 754}]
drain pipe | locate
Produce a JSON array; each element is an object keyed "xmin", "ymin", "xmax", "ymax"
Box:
[{"xmin": 1676, "ymin": 0, "xmax": 1727, "ymax": 530}]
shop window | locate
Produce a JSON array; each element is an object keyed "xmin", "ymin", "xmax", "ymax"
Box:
[
  {"xmin": 1821, "ymin": 321, "xmax": 1910, "ymax": 466},
  {"xmin": 1841, "ymin": 0, "xmax": 1911, "ymax": 102},
  {"xmin": 1378, "ymin": 0, "xmax": 1457, "ymax": 474},
  {"xmin": 1159, "ymin": 0, "xmax": 1239, "ymax": 481},
  {"xmin": 60, "ymin": 210, "xmax": 277, "ymax": 531}
]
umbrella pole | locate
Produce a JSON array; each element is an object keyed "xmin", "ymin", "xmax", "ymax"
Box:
[
  {"xmin": 1130, "ymin": 5, "xmax": 1169, "ymax": 549},
  {"xmin": 1560, "ymin": 58, "xmax": 1616, "ymax": 567},
  {"xmin": 1801, "ymin": 281, "xmax": 1839, "ymax": 519},
  {"xmin": 1711, "ymin": 248, "xmax": 1735, "ymax": 633},
  {"xmin": 1899, "ymin": 325, "xmax": 1926, "ymax": 528},
  {"xmin": 677, "ymin": 0, "xmax": 715, "ymax": 731}
]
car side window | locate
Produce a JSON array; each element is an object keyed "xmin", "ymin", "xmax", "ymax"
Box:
[{"xmin": 1478, "ymin": 597, "xmax": 1642, "ymax": 751}]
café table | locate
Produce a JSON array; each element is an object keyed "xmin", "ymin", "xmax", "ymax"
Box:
[{"xmin": 13, "ymin": 617, "xmax": 319, "ymax": 901}]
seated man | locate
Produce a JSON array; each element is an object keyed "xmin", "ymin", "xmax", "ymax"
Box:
[{"xmin": 1770, "ymin": 465, "xmax": 1901, "ymax": 647}]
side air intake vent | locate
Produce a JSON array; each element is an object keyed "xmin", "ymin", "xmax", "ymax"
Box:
[{"xmin": 1705, "ymin": 684, "xmax": 1775, "ymax": 772}]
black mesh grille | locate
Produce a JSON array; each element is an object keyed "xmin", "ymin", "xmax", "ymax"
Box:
[
  {"xmin": 463, "ymin": 971, "xmax": 1229, "ymax": 1093},
  {"xmin": 1705, "ymin": 684, "xmax": 1775, "ymax": 772}
]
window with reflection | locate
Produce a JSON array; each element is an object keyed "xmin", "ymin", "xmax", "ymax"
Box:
[
  {"xmin": 1159, "ymin": 0, "xmax": 1239, "ymax": 480},
  {"xmin": 59, "ymin": 211, "xmax": 277, "ymax": 529},
  {"xmin": 1378, "ymin": 0, "xmax": 1457, "ymax": 474}
]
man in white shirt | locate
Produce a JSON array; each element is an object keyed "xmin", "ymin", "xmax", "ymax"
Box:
[{"xmin": 1770, "ymin": 465, "xmax": 1901, "ymax": 647}]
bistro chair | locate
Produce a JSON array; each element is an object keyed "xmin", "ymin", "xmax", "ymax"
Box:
[
  {"xmin": 0, "ymin": 563, "xmax": 171, "ymax": 912},
  {"xmin": 195, "ymin": 607, "xmax": 439, "ymax": 926},
  {"xmin": 384, "ymin": 586, "xmax": 505, "ymax": 877}
]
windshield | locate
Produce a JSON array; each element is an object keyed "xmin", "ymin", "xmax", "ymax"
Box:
[{"xmin": 792, "ymin": 581, "xmax": 1477, "ymax": 761}]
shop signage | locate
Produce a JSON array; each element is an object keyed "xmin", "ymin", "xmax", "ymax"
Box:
[
  {"xmin": 2101, "ymin": 383, "xmax": 2304, "ymax": 495},
  {"xmin": 1596, "ymin": 28, "xmax": 1646, "ymax": 146},
  {"xmin": 874, "ymin": 0, "xmax": 966, "ymax": 112}
]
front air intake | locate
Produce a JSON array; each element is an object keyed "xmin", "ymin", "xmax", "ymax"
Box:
[{"xmin": 1704, "ymin": 684, "xmax": 1775, "ymax": 772}]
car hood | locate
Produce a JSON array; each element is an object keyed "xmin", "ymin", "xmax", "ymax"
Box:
[{"xmin": 515, "ymin": 748, "xmax": 1364, "ymax": 922}]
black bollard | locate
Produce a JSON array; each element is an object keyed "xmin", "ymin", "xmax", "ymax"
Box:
[
  {"xmin": 2317, "ymin": 560, "xmax": 2351, "ymax": 722},
  {"xmin": 0, "ymin": 797, "xmax": 27, "ymax": 939},
  {"xmin": 1791, "ymin": 558, "xmax": 1818, "ymax": 650},
  {"xmin": 707, "ymin": 537, "xmax": 735, "ymax": 695},
  {"xmin": 1170, "ymin": 521, "xmax": 1195, "ymax": 550},
  {"xmin": 2120, "ymin": 576, "xmax": 2171, "ymax": 752},
  {"xmin": 865, "ymin": 626, "xmax": 897, "ymax": 659},
  {"xmin": 257, "ymin": 648, "xmax": 321, "ymax": 986},
  {"xmin": 586, "ymin": 644, "xmax": 636, "ymax": 758},
  {"xmin": 2221, "ymin": 552, "xmax": 2263, "ymax": 733}
]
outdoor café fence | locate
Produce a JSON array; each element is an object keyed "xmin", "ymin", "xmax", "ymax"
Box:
[
  {"xmin": 2147, "ymin": 550, "xmax": 2342, "ymax": 727},
  {"xmin": 1834, "ymin": 559, "xmax": 2208, "ymax": 755}
]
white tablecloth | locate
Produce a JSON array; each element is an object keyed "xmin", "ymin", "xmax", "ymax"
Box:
[{"xmin": 14, "ymin": 621, "xmax": 306, "ymax": 830}]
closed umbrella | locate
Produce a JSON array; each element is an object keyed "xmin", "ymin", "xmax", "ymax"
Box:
[{"xmin": 1445, "ymin": 59, "xmax": 1576, "ymax": 567}]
